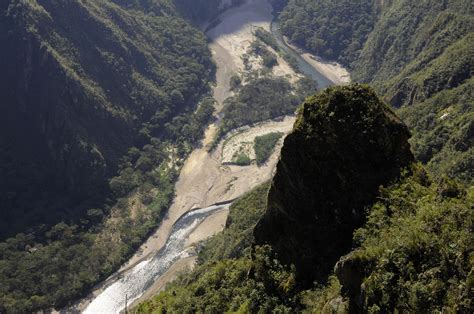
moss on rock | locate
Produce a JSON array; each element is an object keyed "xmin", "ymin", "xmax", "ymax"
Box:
[{"xmin": 254, "ymin": 84, "xmax": 414, "ymax": 287}]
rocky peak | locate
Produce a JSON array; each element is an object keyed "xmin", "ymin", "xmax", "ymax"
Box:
[{"xmin": 253, "ymin": 84, "xmax": 414, "ymax": 287}]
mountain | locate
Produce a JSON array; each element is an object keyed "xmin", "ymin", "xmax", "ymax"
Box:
[
  {"xmin": 0, "ymin": 0, "xmax": 213, "ymax": 238},
  {"xmin": 279, "ymin": 0, "xmax": 473, "ymax": 184},
  {"xmin": 0, "ymin": 0, "xmax": 214, "ymax": 311},
  {"xmin": 253, "ymin": 85, "xmax": 414, "ymax": 287},
  {"xmin": 134, "ymin": 86, "xmax": 472, "ymax": 313}
]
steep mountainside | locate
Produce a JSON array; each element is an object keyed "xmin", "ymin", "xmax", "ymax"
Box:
[
  {"xmin": 278, "ymin": 0, "xmax": 473, "ymax": 184},
  {"xmin": 135, "ymin": 85, "xmax": 473, "ymax": 313},
  {"xmin": 173, "ymin": 0, "xmax": 245, "ymax": 23},
  {"xmin": 0, "ymin": 0, "xmax": 215, "ymax": 311},
  {"xmin": 0, "ymin": 0, "xmax": 213, "ymax": 238},
  {"xmin": 254, "ymin": 85, "xmax": 414, "ymax": 287}
]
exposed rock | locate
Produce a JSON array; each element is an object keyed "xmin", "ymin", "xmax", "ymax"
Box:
[
  {"xmin": 334, "ymin": 251, "xmax": 369, "ymax": 311},
  {"xmin": 254, "ymin": 84, "xmax": 414, "ymax": 287}
]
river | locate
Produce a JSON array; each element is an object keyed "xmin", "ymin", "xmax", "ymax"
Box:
[
  {"xmin": 270, "ymin": 20, "xmax": 334, "ymax": 89},
  {"xmin": 83, "ymin": 204, "xmax": 230, "ymax": 313},
  {"xmin": 79, "ymin": 1, "xmax": 347, "ymax": 313}
]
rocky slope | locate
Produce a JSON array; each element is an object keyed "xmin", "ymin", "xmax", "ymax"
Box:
[{"xmin": 253, "ymin": 85, "xmax": 414, "ymax": 287}]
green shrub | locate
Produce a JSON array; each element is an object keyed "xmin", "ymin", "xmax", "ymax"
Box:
[
  {"xmin": 233, "ymin": 153, "xmax": 251, "ymax": 166},
  {"xmin": 254, "ymin": 132, "xmax": 284, "ymax": 165}
]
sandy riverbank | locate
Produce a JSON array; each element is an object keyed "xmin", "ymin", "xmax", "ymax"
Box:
[
  {"xmin": 283, "ymin": 36, "xmax": 351, "ymax": 85},
  {"xmin": 207, "ymin": 0, "xmax": 300, "ymax": 81},
  {"xmin": 221, "ymin": 116, "xmax": 295, "ymax": 163},
  {"xmin": 117, "ymin": 0, "xmax": 301, "ymax": 276},
  {"xmin": 117, "ymin": 0, "xmax": 349, "ymax": 305}
]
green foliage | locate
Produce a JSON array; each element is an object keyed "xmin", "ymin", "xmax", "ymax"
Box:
[
  {"xmin": 351, "ymin": 2, "xmax": 473, "ymax": 185},
  {"xmin": 0, "ymin": 0, "xmax": 215, "ymax": 311},
  {"xmin": 233, "ymin": 152, "xmax": 252, "ymax": 166},
  {"xmin": 279, "ymin": 0, "xmax": 377, "ymax": 65},
  {"xmin": 278, "ymin": 0, "xmax": 474, "ymax": 184},
  {"xmin": 173, "ymin": 0, "xmax": 245, "ymax": 23},
  {"xmin": 217, "ymin": 75, "xmax": 297, "ymax": 138},
  {"xmin": 0, "ymin": 0, "xmax": 215, "ymax": 239},
  {"xmin": 284, "ymin": 165, "xmax": 474, "ymax": 313},
  {"xmin": 134, "ymin": 105, "xmax": 472, "ymax": 314},
  {"xmin": 254, "ymin": 27, "xmax": 301, "ymax": 73},
  {"xmin": 133, "ymin": 251, "xmax": 295, "ymax": 314},
  {"xmin": 250, "ymin": 40, "xmax": 279, "ymax": 68},
  {"xmin": 230, "ymin": 73, "xmax": 242, "ymax": 91},
  {"xmin": 215, "ymin": 75, "xmax": 316, "ymax": 144},
  {"xmin": 133, "ymin": 185, "xmax": 297, "ymax": 313},
  {"xmin": 173, "ymin": 0, "xmax": 222, "ymax": 22},
  {"xmin": 255, "ymin": 28, "xmax": 280, "ymax": 52},
  {"xmin": 349, "ymin": 170, "xmax": 473, "ymax": 312},
  {"xmin": 198, "ymin": 183, "xmax": 270, "ymax": 262},
  {"xmin": 254, "ymin": 132, "xmax": 284, "ymax": 165},
  {"xmin": 398, "ymin": 78, "xmax": 474, "ymax": 185}
]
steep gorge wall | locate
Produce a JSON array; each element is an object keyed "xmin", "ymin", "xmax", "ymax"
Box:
[
  {"xmin": 278, "ymin": 0, "xmax": 473, "ymax": 184},
  {"xmin": 0, "ymin": 0, "xmax": 213, "ymax": 238}
]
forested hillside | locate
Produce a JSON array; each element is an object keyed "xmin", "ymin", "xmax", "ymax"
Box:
[
  {"xmin": 135, "ymin": 86, "xmax": 473, "ymax": 313},
  {"xmin": 173, "ymin": 0, "xmax": 244, "ymax": 23},
  {"xmin": 279, "ymin": 0, "xmax": 473, "ymax": 184},
  {"xmin": 0, "ymin": 0, "xmax": 214, "ymax": 311}
]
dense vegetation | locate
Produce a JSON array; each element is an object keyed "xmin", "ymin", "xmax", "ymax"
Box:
[
  {"xmin": 216, "ymin": 75, "xmax": 317, "ymax": 143},
  {"xmin": 300, "ymin": 166, "xmax": 473, "ymax": 312},
  {"xmin": 278, "ymin": 0, "xmax": 473, "ymax": 184},
  {"xmin": 134, "ymin": 87, "xmax": 473, "ymax": 313},
  {"xmin": 0, "ymin": 0, "xmax": 215, "ymax": 311},
  {"xmin": 173, "ymin": 0, "xmax": 244, "ymax": 23},
  {"xmin": 254, "ymin": 132, "xmax": 284, "ymax": 165},
  {"xmin": 232, "ymin": 152, "xmax": 252, "ymax": 166},
  {"xmin": 1, "ymin": 0, "xmax": 472, "ymax": 312},
  {"xmin": 280, "ymin": 0, "xmax": 377, "ymax": 65},
  {"xmin": 134, "ymin": 184, "xmax": 298, "ymax": 313},
  {"xmin": 254, "ymin": 27, "xmax": 301, "ymax": 72},
  {"xmin": 254, "ymin": 85, "xmax": 414, "ymax": 287},
  {"xmin": 135, "ymin": 171, "xmax": 473, "ymax": 313}
]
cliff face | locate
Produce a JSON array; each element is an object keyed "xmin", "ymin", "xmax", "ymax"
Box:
[
  {"xmin": 0, "ymin": 0, "xmax": 212, "ymax": 238},
  {"xmin": 254, "ymin": 85, "xmax": 414, "ymax": 287}
]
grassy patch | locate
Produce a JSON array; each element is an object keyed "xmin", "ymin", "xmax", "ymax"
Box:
[
  {"xmin": 254, "ymin": 132, "xmax": 284, "ymax": 165},
  {"xmin": 232, "ymin": 152, "xmax": 252, "ymax": 166}
]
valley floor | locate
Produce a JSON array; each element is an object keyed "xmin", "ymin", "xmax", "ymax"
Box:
[{"xmin": 72, "ymin": 0, "xmax": 351, "ymax": 312}]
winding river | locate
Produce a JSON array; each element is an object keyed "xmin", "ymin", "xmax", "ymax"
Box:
[
  {"xmin": 84, "ymin": 204, "xmax": 230, "ymax": 313},
  {"xmin": 79, "ymin": 2, "xmax": 344, "ymax": 313},
  {"xmin": 270, "ymin": 20, "xmax": 334, "ymax": 89}
]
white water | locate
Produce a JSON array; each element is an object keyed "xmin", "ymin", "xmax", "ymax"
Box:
[{"xmin": 84, "ymin": 204, "xmax": 228, "ymax": 314}]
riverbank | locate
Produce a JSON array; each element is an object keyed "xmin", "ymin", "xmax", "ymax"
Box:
[
  {"xmin": 282, "ymin": 37, "xmax": 351, "ymax": 85},
  {"xmin": 74, "ymin": 0, "xmax": 353, "ymax": 311}
]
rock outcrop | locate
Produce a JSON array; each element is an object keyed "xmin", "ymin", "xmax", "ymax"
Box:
[{"xmin": 253, "ymin": 85, "xmax": 414, "ymax": 287}]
